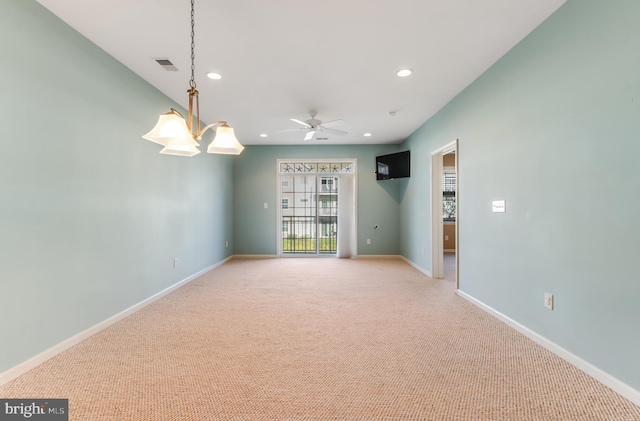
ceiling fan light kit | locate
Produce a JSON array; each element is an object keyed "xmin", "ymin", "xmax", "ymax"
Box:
[{"xmin": 142, "ymin": 0, "xmax": 243, "ymax": 157}]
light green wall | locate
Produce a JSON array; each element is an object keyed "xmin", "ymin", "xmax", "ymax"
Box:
[
  {"xmin": 4, "ymin": 0, "xmax": 638, "ymax": 396},
  {"xmin": 0, "ymin": 1, "xmax": 234, "ymax": 373},
  {"xmin": 233, "ymin": 145, "xmax": 402, "ymax": 255},
  {"xmin": 400, "ymin": 0, "xmax": 640, "ymax": 389}
]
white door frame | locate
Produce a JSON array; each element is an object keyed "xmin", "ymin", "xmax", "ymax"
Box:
[{"xmin": 430, "ymin": 140, "xmax": 458, "ymax": 288}]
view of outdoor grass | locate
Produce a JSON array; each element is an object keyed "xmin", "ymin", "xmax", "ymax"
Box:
[{"xmin": 282, "ymin": 237, "xmax": 337, "ymax": 253}]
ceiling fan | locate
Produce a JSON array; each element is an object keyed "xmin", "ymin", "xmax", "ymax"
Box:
[{"xmin": 281, "ymin": 110, "xmax": 348, "ymax": 140}]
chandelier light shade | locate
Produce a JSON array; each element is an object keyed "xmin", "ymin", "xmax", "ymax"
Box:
[
  {"xmin": 143, "ymin": 110, "xmax": 201, "ymax": 156},
  {"xmin": 160, "ymin": 141, "xmax": 201, "ymax": 157},
  {"xmin": 143, "ymin": 111, "xmax": 192, "ymax": 145},
  {"xmin": 207, "ymin": 124, "xmax": 244, "ymax": 155},
  {"xmin": 142, "ymin": 0, "xmax": 243, "ymax": 157}
]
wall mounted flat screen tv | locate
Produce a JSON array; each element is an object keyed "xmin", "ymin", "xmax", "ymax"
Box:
[{"xmin": 375, "ymin": 150, "xmax": 410, "ymax": 180}]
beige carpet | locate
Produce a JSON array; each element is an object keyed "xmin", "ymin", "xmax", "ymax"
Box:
[{"xmin": 1, "ymin": 257, "xmax": 639, "ymax": 420}]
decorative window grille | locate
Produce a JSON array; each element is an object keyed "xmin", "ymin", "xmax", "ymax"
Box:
[{"xmin": 279, "ymin": 162, "xmax": 355, "ymax": 174}]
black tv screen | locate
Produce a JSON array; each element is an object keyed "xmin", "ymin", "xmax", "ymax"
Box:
[{"xmin": 376, "ymin": 150, "xmax": 410, "ymax": 180}]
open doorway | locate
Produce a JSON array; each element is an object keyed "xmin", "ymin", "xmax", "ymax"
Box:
[{"xmin": 431, "ymin": 140, "xmax": 458, "ymax": 289}]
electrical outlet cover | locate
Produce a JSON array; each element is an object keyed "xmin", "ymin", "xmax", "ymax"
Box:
[{"xmin": 544, "ymin": 292, "xmax": 554, "ymax": 310}]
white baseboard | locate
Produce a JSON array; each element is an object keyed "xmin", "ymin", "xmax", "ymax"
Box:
[
  {"xmin": 355, "ymin": 254, "xmax": 402, "ymax": 259},
  {"xmin": 0, "ymin": 257, "xmax": 232, "ymax": 387},
  {"xmin": 232, "ymin": 254, "xmax": 278, "ymax": 259},
  {"xmin": 456, "ymin": 289, "xmax": 640, "ymax": 407},
  {"xmin": 398, "ymin": 256, "xmax": 433, "ymax": 278}
]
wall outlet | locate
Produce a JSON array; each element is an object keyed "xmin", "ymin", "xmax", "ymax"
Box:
[
  {"xmin": 173, "ymin": 258, "xmax": 179, "ymax": 268},
  {"xmin": 445, "ymin": 235, "xmax": 449, "ymax": 241},
  {"xmin": 225, "ymin": 240, "xmax": 228, "ymax": 248},
  {"xmin": 544, "ymin": 292, "xmax": 554, "ymax": 310},
  {"xmin": 367, "ymin": 238, "xmax": 371, "ymax": 245},
  {"xmin": 263, "ymin": 202, "xmax": 268, "ymax": 209}
]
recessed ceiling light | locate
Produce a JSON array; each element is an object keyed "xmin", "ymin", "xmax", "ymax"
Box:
[
  {"xmin": 364, "ymin": 133, "xmax": 372, "ymax": 137},
  {"xmin": 206, "ymin": 72, "xmax": 222, "ymax": 80},
  {"xmin": 396, "ymin": 69, "xmax": 413, "ymax": 78},
  {"xmin": 259, "ymin": 133, "xmax": 268, "ymax": 138}
]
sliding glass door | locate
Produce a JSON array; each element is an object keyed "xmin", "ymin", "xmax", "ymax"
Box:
[
  {"xmin": 280, "ymin": 175, "xmax": 338, "ymax": 255},
  {"xmin": 277, "ymin": 159, "xmax": 357, "ymax": 257}
]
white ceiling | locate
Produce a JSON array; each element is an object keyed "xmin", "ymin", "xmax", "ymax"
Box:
[{"xmin": 36, "ymin": 0, "xmax": 566, "ymax": 146}]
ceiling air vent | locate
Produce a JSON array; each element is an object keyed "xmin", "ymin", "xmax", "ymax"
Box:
[{"xmin": 155, "ymin": 59, "xmax": 178, "ymax": 71}]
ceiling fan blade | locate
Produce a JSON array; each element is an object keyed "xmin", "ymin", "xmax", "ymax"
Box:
[
  {"xmin": 321, "ymin": 127, "xmax": 348, "ymax": 136},
  {"xmin": 304, "ymin": 130, "xmax": 316, "ymax": 141},
  {"xmin": 320, "ymin": 119, "xmax": 345, "ymax": 128},
  {"xmin": 290, "ymin": 118, "xmax": 310, "ymax": 127},
  {"xmin": 278, "ymin": 128, "xmax": 306, "ymax": 132}
]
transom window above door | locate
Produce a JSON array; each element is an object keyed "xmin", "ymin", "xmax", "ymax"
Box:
[{"xmin": 279, "ymin": 162, "xmax": 355, "ymax": 174}]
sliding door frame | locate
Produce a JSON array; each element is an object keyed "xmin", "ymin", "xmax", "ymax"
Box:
[{"xmin": 276, "ymin": 158, "xmax": 357, "ymax": 257}]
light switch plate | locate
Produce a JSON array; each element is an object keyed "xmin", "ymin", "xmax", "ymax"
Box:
[{"xmin": 492, "ymin": 200, "xmax": 506, "ymax": 213}]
